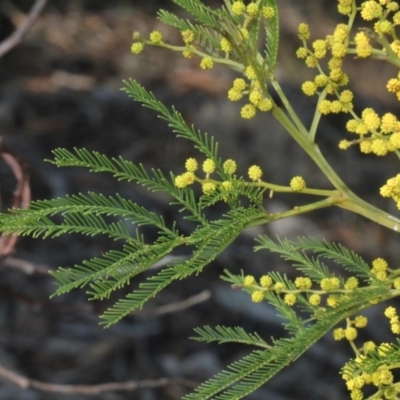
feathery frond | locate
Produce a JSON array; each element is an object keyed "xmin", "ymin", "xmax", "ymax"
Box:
[
  {"xmin": 192, "ymin": 325, "xmax": 269, "ymax": 348},
  {"xmin": 183, "ymin": 284, "xmax": 389, "ymax": 399},
  {"xmin": 100, "ymin": 207, "xmax": 262, "ymax": 326},
  {"xmin": 263, "ymin": 0, "xmax": 279, "ymax": 70}
]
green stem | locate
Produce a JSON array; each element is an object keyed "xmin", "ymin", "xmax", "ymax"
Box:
[{"xmin": 268, "ymin": 82, "xmax": 400, "ymax": 233}]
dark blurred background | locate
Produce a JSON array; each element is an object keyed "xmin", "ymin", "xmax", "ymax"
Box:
[{"xmin": 0, "ymin": 1, "xmax": 399, "ymax": 399}]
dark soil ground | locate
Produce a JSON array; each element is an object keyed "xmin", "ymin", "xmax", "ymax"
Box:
[{"xmin": 0, "ymin": 1, "xmax": 399, "ymax": 399}]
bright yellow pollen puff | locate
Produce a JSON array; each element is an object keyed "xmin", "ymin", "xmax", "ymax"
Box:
[
  {"xmin": 248, "ymin": 165, "xmax": 263, "ymax": 181},
  {"xmin": 244, "ymin": 66, "xmax": 257, "ymax": 80},
  {"xmin": 262, "ymin": 6, "xmax": 275, "ymax": 19},
  {"xmin": 228, "ymin": 88, "xmax": 243, "ymax": 101},
  {"xmin": 284, "ymin": 293, "xmax": 297, "ymax": 306},
  {"xmin": 320, "ymin": 277, "xmax": 340, "ymax": 291},
  {"xmin": 221, "ymin": 181, "xmax": 233, "ymax": 191},
  {"xmin": 305, "ymin": 55, "xmax": 318, "ymax": 68},
  {"xmin": 354, "ymin": 315, "xmax": 368, "ymax": 328},
  {"xmin": 372, "ymin": 369, "xmax": 393, "ymax": 386},
  {"xmin": 361, "ymin": 0, "xmax": 383, "ymax": 20},
  {"xmin": 294, "ymin": 276, "xmax": 312, "ymax": 290},
  {"xmin": 344, "ymin": 326, "xmax": 358, "ymax": 341},
  {"xmin": 380, "ymin": 112, "xmax": 398, "ymax": 133},
  {"xmin": 274, "ymin": 282, "xmax": 285, "ymax": 291},
  {"xmin": 309, "ymin": 293, "xmax": 321, "ymax": 306},
  {"xmin": 260, "ymin": 275, "xmax": 273, "ymax": 288},
  {"xmin": 333, "ymin": 23, "xmax": 349, "ymax": 42},
  {"xmin": 257, "ymin": 98, "xmax": 273, "ymax": 112},
  {"xmin": 318, "ymin": 100, "xmax": 332, "ymax": 115},
  {"xmin": 344, "ymin": 276, "xmax": 359, "ymax": 290},
  {"xmin": 374, "ymin": 20, "xmax": 393, "ymax": 35},
  {"xmin": 202, "ymin": 158, "xmax": 216, "ymax": 174},
  {"xmin": 362, "ymin": 108, "xmax": 380, "ymax": 131},
  {"xmin": 290, "ymin": 176, "xmax": 306, "ymax": 192},
  {"xmin": 251, "ymin": 290, "xmax": 264, "ymax": 303},
  {"xmin": 333, "ymin": 327, "xmax": 345, "ymax": 340},
  {"xmin": 131, "ymin": 42, "xmax": 144, "ymax": 54},
  {"xmin": 389, "ymin": 132, "xmax": 400, "ymax": 149},
  {"xmin": 233, "ymin": 78, "xmax": 247, "ymax": 91},
  {"xmin": 302, "ymin": 81, "xmax": 317, "ymax": 96},
  {"xmin": 202, "ymin": 182, "xmax": 217, "ymax": 195},
  {"xmin": 372, "ymin": 257, "xmax": 388, "ymax": 271},
  {"xmin": 174, "ymin": 172, "xmax": 195, "ymax": 188},
  {"xmin": 371, "ymin": 139, "xmax": 388, "ymax": 156},
  {"xmin": 244, "ymin": 275, "xmax": 255, "ymax": 287},
  {"xmin": 220, "ymin": 37, "xmax": 232, "ymax": 53},
  {"xmin": 298, "ymin": 23, "xmax": 310, "ymax": 40},
  {"xmin": 231, "ymin": 1, "xmax": 246, "ymax": 15},
  {"xmin": 182, "ymin": 29, "xmax": 195, "ymax": 45},
  {"xmin": 331, "ymin": 42, "xmax": 347, "ymax": 58},
  {"xmin": 363, "ymin": 341, "xmax": 376, "ymax": 352},
  {"xmin": 223, "ymin": 159, "xmax": 237, "ymax": 175},
  {"xmin": 296, "ymin": 47, "xmax": 308, "ymax": 58},
  {"xmin": 380, "ymin": 174, "xmax": 400, "ymax": 207},
  {"xmin": 391, "ymin": 40, "xmax": 400, "ymax": 57},
  {"xmin": 314, "ymin": 74, "xmax": 328, "ymax": 87},
  {"xmin": 241, "ymin": 104, "xmax": 257, "ymax": 119},
  {"xmin": 200, "ymin": 57, "xmax": 214, "ymax": 70},
  {"xmin": 312, "ymin": 39, "xmax": 327, "ymax": 59},
  {"xmin": 149, "ymin": 30, "xmax": 163, "ymax": 44},
  {"xmin": 384, "ymin": 306, "xmax": 397, "ymax": 319},
  {"xmin": 246, "ymin": 2, "xmax": 259, "ymax": 17},
  {"xmin": 185, "ymin": 158, "xmax": 198, "ymax": 172},
  {"xmin": 249, "ymin": 90, "xmax": 262, "ymax": 106},
  {"xmin": 387, "ymin": 77, "xmax": 400, "ymax": 93},
  {"xmin": 327, "ymin": 295, "xmax": 338, "ymax": 307},
  {"xmin": 354, "ymin": 31, "xmax": 372, "ymax": 57},
  {"xmin": 329, "ymin": 100, "xmax": 343, "ymax": 113},
  {"xmin": 340, "ymin": 90, "xmax": 354, "ymax": 103}
]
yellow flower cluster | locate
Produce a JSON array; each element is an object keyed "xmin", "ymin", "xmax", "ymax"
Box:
[
  {"xmin": 342, "ymin": 108, "xmax": 400, "ymax": 156},
  {"xmin": 173, "ymin": 157, "xmax": 256, "ymax": 198},
  {"xmin": 371, "ymin": 257, "xmax": 388, "ymax": 280},
  {"xmin": 341, "ymin": 341, "xmax": 397, "ymax": 400},
  {"xmin": 380, "ymin": 173, "xmax": 400, "ymax": 208},
  {"xmin": 297, "ymin": 22, "xmax": 353, "ymax": 115},
  {"xmin": 384, "ymin": 306, "xmax": 400, "ymax": 334},
  {"xmin": 289, "ymin": 176, "xmax": 306, "ymax": 192},
  {"xmin": 200, "ymin": 57, "xmax": 214, "ymax": 70}
]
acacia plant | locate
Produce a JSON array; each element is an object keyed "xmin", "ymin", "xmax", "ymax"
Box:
[{"xmin": 3, "ymin": 0, "xmax": 400, "ymax": 398}]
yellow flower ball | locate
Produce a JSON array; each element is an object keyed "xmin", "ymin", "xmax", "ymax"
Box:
[
  {"xmin": 202, "ymin": 158, "xmax": 216, "ymax": 174},
  {"xmin": 251, "ymin": 290, "xmax": 264, "ymax": 303},
  {"xmin": 131, "ymin": 42, "xmax": 144, "ymax": 54},
  {"xmin": 185, "ymin": 158, "xmax": 198, "ymax": 172},
  {"xmin": 223, "ymin": 159, "xmax": 237, "ymax": 175},
  {"xmin": 248, "ymin": 165, "xmax": 263, "ymax": 181},
  {"xmin": 202, "ymin": 182, "xmax": 217, "ymax": 195},
  {"xmin": 149, "ymin": 30, "xmax": 163, "ymax": 44},
  {"xmin": 290, "ymin": 176, "xmax": 306, "ymax": 192},
  {"xmin": 241, "ymin": 104, "xmax": 257, "ymax": 119},
  {"xmin": 260, "ymin": 275, "xmax": 273, "ymax": 288}
]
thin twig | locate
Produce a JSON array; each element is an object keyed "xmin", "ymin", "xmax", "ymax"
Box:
[
  {"xmin": 150, "ymin": 290, "xmax": 211, "ymax": 316},
  {"xmin": 0, "ymin": 0, "xmax": 47, "ymax": 58},
  {"xmin": 1, "ymin": 256, "xmax": 49, "ymax": 275},
  {"xmin": 0, "ymin": 362, "xmax": 197, "ymax": 395},
  {"xmin": 0, "ymin": 137, "xmax": 31, "ymax": 256}
]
